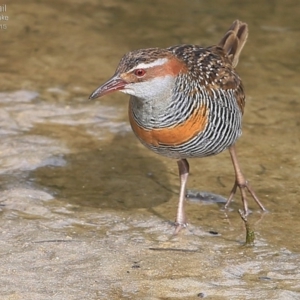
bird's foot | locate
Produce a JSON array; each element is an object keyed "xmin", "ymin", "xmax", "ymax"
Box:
[
  {"xmin": 174, "ymin": 221, "xmax": 188, "ymax": 234},
  {"xmin": 225, "ymin": 180, "xmax": 267, "ymax": 214}
]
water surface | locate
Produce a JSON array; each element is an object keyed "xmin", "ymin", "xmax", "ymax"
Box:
[{"xmin": 0, "ymin": 1, "xmax": 299, "ymax": 299}]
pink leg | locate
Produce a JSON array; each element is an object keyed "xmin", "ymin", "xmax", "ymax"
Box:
[
  {"xmin": 174, "ymin": 159, "xmax": 189, "ymax": 233},
  {"xmin": 225, "ymin": 145, "xmax": 266, "ymax": 214}
]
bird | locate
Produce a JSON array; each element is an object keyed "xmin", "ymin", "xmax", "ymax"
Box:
[{"xmin": 89, "ymin": 20, "xmax": 266, "ymax": 233}]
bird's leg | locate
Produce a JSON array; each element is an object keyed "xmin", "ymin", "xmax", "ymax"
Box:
[
  {"xmin": 225, "ymin": 145, "xmax": 266, "ymax": 215},
  {"xmin": 174, "ymin": 159, "xmax": 189, "ymax": 234}
]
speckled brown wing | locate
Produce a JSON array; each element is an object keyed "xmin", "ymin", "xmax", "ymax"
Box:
[
  {"xmin": 168, "ymin": 20, "xmax": 247, "ymax": 115},
  {"xmin": 168, "ymin": 43, "xmax": 246, "ymax": 115},
  {"xmin": 206, "ymin": 45, "xmax": 246, "ymax": 114}
]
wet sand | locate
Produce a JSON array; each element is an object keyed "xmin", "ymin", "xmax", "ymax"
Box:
[{"xmin": 0, "ymin": 1, "xmax": 300, "ymax": 299}]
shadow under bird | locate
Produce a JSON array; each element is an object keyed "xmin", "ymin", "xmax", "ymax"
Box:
[{"xmin": 89, "ymin": 20, "xmax": 266, "ymax": 233}]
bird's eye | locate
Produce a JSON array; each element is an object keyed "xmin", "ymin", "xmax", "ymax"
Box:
[{"xmin": 134, "ymin": 69, "xmax": 146, "ymax": 77}]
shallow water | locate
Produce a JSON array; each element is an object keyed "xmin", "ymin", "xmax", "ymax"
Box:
[{"xmin": 0, "ymin": 1, "xmax": 300, "ymax": 299}]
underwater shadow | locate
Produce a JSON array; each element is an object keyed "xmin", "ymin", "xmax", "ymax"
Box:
[{"xmin": 30, "ymin": 123, "xmax": 174, "ymax": 210}]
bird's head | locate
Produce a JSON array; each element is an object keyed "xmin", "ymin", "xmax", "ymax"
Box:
[{"xmin": 89, "ymin": 48, "xmax": 187, "ymax": 101}]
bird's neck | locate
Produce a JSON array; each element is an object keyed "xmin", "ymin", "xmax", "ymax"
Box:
[
  {"xmin": 129, "ymin": 77, "xmax": 199, "ymax": 132},
  {"xmin": 129, "ymin": 94, "xmax": 172, "ymax": 129},
  {"xmin": 127, "ymin": 74, "xmax": 179, "ymax": 128}
]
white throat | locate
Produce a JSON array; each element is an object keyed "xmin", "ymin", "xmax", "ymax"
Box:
[{"xmin": 121, "ymin": 75, "xmax": 174, "ymax": 102}]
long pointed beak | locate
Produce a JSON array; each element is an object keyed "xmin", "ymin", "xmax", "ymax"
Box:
[{"xmin": 89, "ymin": 74, "xmax": 127, "ymax": 100}]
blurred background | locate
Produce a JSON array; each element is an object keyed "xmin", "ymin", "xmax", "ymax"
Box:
[
  {"xmin": 1, "ymin": 0, "xmax": 299, "ymax": 209},
  {"xmin": 0, "ymin": 1, "xmax": 300, "ymax": 299}
]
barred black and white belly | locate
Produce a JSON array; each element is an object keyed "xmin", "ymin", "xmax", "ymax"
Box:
[{"xmin": 128, "ymin": 87, "xmax": 243, "ymax": 160}]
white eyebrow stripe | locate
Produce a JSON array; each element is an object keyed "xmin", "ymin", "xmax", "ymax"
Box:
[{"xmin": 128, "ymin": 58, "xmax": 168, "ymax": 72}]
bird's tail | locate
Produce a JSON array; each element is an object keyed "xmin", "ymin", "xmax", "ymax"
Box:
[{"xmin": 218, "ymin": 20, "xmax": 248, "ymax": 68}]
